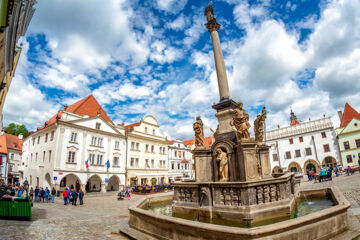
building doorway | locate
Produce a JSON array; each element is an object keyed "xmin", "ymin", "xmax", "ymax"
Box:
[{"xmin": 322, "ymin": 156, "xmax": 337, "ymax": 168}]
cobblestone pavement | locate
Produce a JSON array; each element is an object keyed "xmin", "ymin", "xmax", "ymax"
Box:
[
  {"xmin": 0, "ymin": 192, "xmax": 171, "ymax": 240},
  {"xmin": 1, "ymin": 175, "xmax": 360, "ymax": 240}
]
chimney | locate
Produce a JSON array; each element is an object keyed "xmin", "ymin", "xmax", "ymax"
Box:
[
  {"xmin": 18, "ymin": 134, "xmax": 23, "ymax": 140},
  {"xmin": 337, "ymin": 111, "xmax": 343, "ymax": 122}
]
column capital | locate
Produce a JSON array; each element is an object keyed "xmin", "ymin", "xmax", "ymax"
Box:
[{"xmin": 205, "ymin": 18, "xmax": 221, "ymax": 32}]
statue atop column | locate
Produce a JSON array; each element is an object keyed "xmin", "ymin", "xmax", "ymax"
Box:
[
  {"xmin": 193, "ymin": 116, "xmax": 206, "ymax": 149},
  {"xmin": 216, "ymin": 148, "xmax": 229, "ymax": 181},
  {"xmin": 231, "ymin": 102, "xmax": 251, "ymax": 142},
  {"xmin": 254, "ymin": 107, "xmax": 267, "ymax": 143}
]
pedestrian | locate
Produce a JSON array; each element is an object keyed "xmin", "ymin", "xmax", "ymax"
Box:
[
  {"xmin": 358, "ymin": 158, "xmax": 360, "ymax": 173},
  {"xmin": 67, "ymin": 187, "xmax": 71, "ymax": 205},
  {"xmin": 30, "ymin": 187, "xmax": 34, "ymax": 201},
  {"xmin": 17, "ymin": 186, "xmax": 24, "ymax": 197},
  {"xmin": 51, "ymin": 187, "xmax": 56, "ymax": 203},
  {"xmin": 63, "ymin": 188, "xmax": 68, "ymax": 205},
  {"xmin": 306, "ymin": 169, "xmax": 310, "ymax": 181},
  {"xmin": 79, "ymin": 189, "xmax": 84, "ymax": 205},
  {"xmin": 40, "ymin": 187, "xmax": 45, "ymax": 202},
  {"xmin": 45, "ymin": 187, "xmax": 50, "ymax": 203},
  {"xmin": 35, "ymin": 186, "xmax": 39, "ymax": 202},
  {"xmin": 72, "ymin": 190, "xmax": 78, "ymax": 206},
  {"xmin": 125, "ymin": 188, "xmax": 131, "ymax": 200}
]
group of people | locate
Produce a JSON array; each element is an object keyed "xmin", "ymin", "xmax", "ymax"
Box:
[
  {"xmin": 0, "ymin": 183, "xmax": 26, "ymax": 201},
  {"xmin": 29, "ymin": 186, "xmax": 57, "ymax": 203},
  {"xmin": 62, "ymin": 187, "xmax": 84, "ymax": 206},
  {"xmin": 305, "ymin": 165, "xmax": 355, "ymax": 183}
]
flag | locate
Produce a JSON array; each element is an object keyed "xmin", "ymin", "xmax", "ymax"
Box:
[
  {"xmin": 85, "ymin": 158, "xmax": 89, "ymax": 168},
  {"xmin": 106, "ymin": 159, "xmax": 110, "ymax": 169}
]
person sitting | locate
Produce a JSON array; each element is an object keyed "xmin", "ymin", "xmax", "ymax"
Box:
[{"xmin": 1, "ymin": 190, "xmax": 14, "ymax": 201}]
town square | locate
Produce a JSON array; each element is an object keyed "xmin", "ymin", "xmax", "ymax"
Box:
[{"xmin": 0, "ymin": 0, "xmax": 360, "ymax": 239}]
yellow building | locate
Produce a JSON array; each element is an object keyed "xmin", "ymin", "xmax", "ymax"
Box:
[{"xmin": 336, "ymin": 103, "xmax": 360, "ymax": 167}]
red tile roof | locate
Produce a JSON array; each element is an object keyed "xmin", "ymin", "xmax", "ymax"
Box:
[
  {"xmin": 38, "ymin": 94, "xmax": 113, "ymax": 131},
  {"xmin": 290, "ymin": 119, "xmax": 299, "ymax": 126},
  {"xmin": 340, "ymin": 103, "xmax": 360, "ymax": 128},
  {"xmin": 124, "ymin": 122, "xmax": 140, "ymax": 132},
  {"xmin": 168, "ymin": 140, "xmax": 174, "ymax": 145},
  {"xmin": 0, "ymin": 133, "xmax": 23, "ymax": 154},
  {"xmin": 184, "ymin": 136, "xmax": 215, "ymax": 148}
]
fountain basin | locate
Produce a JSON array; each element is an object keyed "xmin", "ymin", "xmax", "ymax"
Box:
[{"xmin": 122, "ymin": 187, "xmax": 350, "ymax": 240}]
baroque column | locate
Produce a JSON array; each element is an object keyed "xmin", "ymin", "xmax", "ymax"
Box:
[{"xmin": 205, "ymin": 5, "xmax": 230, "ymax": 102}]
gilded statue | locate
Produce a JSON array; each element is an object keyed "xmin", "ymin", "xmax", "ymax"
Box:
[
  {"xmin": 193, "ymin": 116, "xmax": 206, "ymax": 149},
  {"xmin": 254, "ymin": 107, "xmax": 267, "ymax": 143},
  {"xmin": 216, "ymin": 149, "xmax": 229, "ymax": 181},
  {"xmin": 231, "ymin": 102, "xmax": 251, "ymax": 142}
]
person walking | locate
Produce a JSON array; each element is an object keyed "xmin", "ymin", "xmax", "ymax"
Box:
[
  {"xmin": 79, "ymin": 189, "xmax": 84, "ymax": 205},
  {"xmin": 51, "ymin": 187, "xmax": 56, "ymax": 203},
  {"xmin": 35, "ymin": 186, "xmax": 39, "ymax": 202},
  {"xmin": 39, "ymin": 187, "xmax": 45, "ymax": 202},
  {"xmin": 63, "ymin": 188, "xmax": 68, "ymax": 205},
  {"xmin": 67, "ymin": 188, "xmax": 71, "ymax": 205},
  {"xmin": 72, "ymin": 190, "xmax": 78, "ymax": 206},
  {"xmin": 45, "ymin": 187, "xmax": 50, "ymax": 203},
  {"xmin": 30, "ymin": 187, "xmax": 34, "ymax": 201}
]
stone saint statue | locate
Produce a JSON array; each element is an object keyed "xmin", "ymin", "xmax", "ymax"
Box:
[
  {"xmin": 254, "ymin": 107, "xmax": 267, "ymax": 143},
  {"xmin": 216, "ymin": 149, "xmax": 229, "ymax": 181},
  {"xmin": 193, "ymin": 116, "xmax": 206, "ymax": 149},
  {"xmin": 231, "ymin": 102, "xmax": 251, "ymax": 142}
]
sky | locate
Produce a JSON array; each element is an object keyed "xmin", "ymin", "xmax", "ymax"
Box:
[{"xmin": 3, "ymin": 0, "xmax": 360, "ymax": 140}]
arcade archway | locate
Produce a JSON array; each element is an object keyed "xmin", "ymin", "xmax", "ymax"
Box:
[
  {"xmin": 86, "ymin": 175, "xmax": 102, "ymax": 192},
  {"xmin": 304, "ymin": 159, "xmax": 320, "ymax": 173},
  {"xmin": 272, "ymin": 166, "xmax": 282, "ymax": 174},
  {"xmin": 322, "ymin": 156, "xmax": 337, "ymax": 168},
  {"xmin": 107, "ymin": 175, "xmax": 120, "ymax": 191},
  {"xmin": 60, "ymin": 174, "xmax": 81, "ymax": 191},
  {"xmin": 45, "ymin": 173, "xmax": 51, "ymax": 188},
  {"xmin": 288, "ymin": 162, "xmax": 302, "ymax": 173}
]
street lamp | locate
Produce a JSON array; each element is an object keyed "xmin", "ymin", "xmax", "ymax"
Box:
[{"xmin": 23, "ymin": 179, "xmax": 29, "ymax": 198}]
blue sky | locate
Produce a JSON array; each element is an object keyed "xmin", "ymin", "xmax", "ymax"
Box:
[{"xmin": 3, "ymin": 0, "xmax": 360, "ymax": 140}]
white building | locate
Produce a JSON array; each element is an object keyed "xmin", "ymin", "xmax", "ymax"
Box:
[
  {"xmin": 168, "ymin": 139, "xmax": 193, "ymax": 181},
  {"xmin": 21, "ymin": 95, "xmax": 126, "ymax": 192},
  {"xmin": 125, "ymin": 115, "xmax": 170, "ymax": 186},
  {"xmin": 265, "ymin": 111, "xmax": 341, "ymax": 174}
]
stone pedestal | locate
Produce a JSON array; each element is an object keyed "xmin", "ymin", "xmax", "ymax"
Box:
[
  {"xmin": 258, "ymin": 144, "xmax": 272, "ymax": 178},
  {"xmin": 194, "ymin": 149, "xmax": 213, "ymax": 182},
  {"xmin": 237, "ymin": 140, "xmax": 262, "ymax": 181}
]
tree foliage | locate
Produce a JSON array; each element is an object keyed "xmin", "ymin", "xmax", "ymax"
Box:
[{"xmin": 5, "ymin": 123, "xmax": 29, "ymax": 138}]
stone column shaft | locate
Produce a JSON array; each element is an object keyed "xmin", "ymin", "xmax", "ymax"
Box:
[{"xmin": 210, "ymin": 30, "xmax": 230, "ymax": 101}]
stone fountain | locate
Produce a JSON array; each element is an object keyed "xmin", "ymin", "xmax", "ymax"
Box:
[{"xmin": 121, "ymin": 4, "xmax": 350, "ymax": 240}]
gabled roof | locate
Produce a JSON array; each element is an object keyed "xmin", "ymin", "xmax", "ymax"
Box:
[
  {"xmin": 124, "ymin": 122, "xmax": 140, "ymax": 132},
  {"xmin": 340, "ymin": 103, "xmax": 360, "ymax": 128},
  {"xmin": 184, "ymin": 136, "xmax": 215, "ymax": 148},
  {"xmin": 38, "ymin": 95, "xmax": 114, "ymax": 130},
  {"xmin": 0, "ymin": 133, "xmax": 23, "ymax": 154}
]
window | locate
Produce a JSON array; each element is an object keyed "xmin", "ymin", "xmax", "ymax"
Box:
[
  {"xmin": 289, "ymin": 139, "xmax": 293, "ymax": 144},
  {"xmin": 285, "ymin": 151, "xmax": 291, "ymax": 159},
  {"xmin": 91, "ymin": 136, "xmax": 97, "ymax": 145},
  {"xmin": 96, "ymin": 154, "xmax": 103, "ymax": 165},
  {"xmin": 323, "ymin": 144, "xmax": 330, "ymax": 152},
  {"xmin": 131, "ymin": 142, "xmax": 135, "ymax": 149},
  {"xmin": 151, "ymin": 145, "xmax": 154, "ymax": 153},
  {"xmin": 272, "ymin": 154, "xmax": 278, "ymax": 161},
  {"xmin": 10, "ymin": 153, "xmax": 14, "ymax": 160},
  {"xmin": 321, "ymin": 132, "xmax": 326, "ymax": 138},
  {"xmin": 50, "ymin": 131, "xmax": 54, "ymax": 141},
  {"xmin": 145, "ymin": 127, "xmax": 148, "ymax": 133},
  {"xmin": 153, "ymin": 129, "xmax": 155, "ymax": 135},
  {"xmin": 130, "ymin": 158, "xmax": 134, "ymax": 167},
  {"xmin": 355, "ymin": 139, "xmax": 360, "ymax": 148},
  {"xmin": 171, "ymin": 162, "xmax": 174, "ymax": 170},
  {"xmin": 97, "ymin": 138, "xmax": 103, "ymax": 146},
  {"xmin": 31, "ymin": 153, "xmax": 33, "ymax": 163},
  {"xmin": 70, "ymin": 132, "xmax": 77, "ymax": 142},
  {"xmin": 299, "ymin": 136, "xmax": 303, "ymax": 143},
  {"xmin": 67, "ymin": 151, "xmax": 75, "ymax": 163},
  {"xmin": 89, "ymin": 153, "xmax": 95, "ymax": 165},
  {"xmin": 49, "ymin": 150, "xmax": 52, "ymax": 162},
  {"xmin": 37, "ymin": 136, "xmax": 40, "ymax": 144},
  {"xmin": 151, "ymin": 159, "xmax": 154, "ymax": 168},
  {"xmin": 43, "ymin": 151, "xmax": 46, "ymax": 162},
  {"xmin": 9, "ymin": 164, "xmax": 13, "ymax": 172},
  {"xmin": 177, "ymin": 163, "xmax": 180, "ymax": 169},
  {"xmin": 145, "ymin": 144, "xmax": 149, "ymax": 152},
  {"xmin": 35, "ymin": 152, "xmax": 38, "ymax": 162},
  {"xmin": 45, "ymin": 133, "xmax": 48, "ymax": 142},
  {"xmin": 136, "ymin": 143, "xmax": 139, "ymax": 150},
  {"xmin": 346, "ymin": 155, "xmax": 353, "ymax": 163},
  {"xmin": 135, "ymin": 158, "xmax": 139, "ymax": 167},
  {"xmin": 115, "ymin": 141, "xmax": 120, "ymax": 149},
  {"xmin": 174, "ymin": 150, "xmax": 177, "ymax": 157},
  {"xmin": 95, "ymin": 123, "xmax": 101, "ymax": 130},
  {"xmin": 113, "ymin": 157, "xmax": 119, "ymax": 166},
  {"xmin": 295, "ymin": 150, "xmax": 301, "ymax": 158},
  {"xmin": 32, "ymin": 138, "xmax": 35, "ymax": 146},
  {"xmin": 344, "ymin": 141, "xmax": 350, "ymax": 150},
  {"xmin": 305, "ymin": 148, "xmax": 312, "ymax": 156}
]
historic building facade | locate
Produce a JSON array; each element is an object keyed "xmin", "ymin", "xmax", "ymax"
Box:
[
  {"xmin": 265, "ymin": 111, "xmax": 341, "ymax": 174},
  {"xmin": 125, "ymin": 115, "xmax": 169, "ymax": 186},
  {"xmin": 168, "ymin": 139, "xmax": 193, "ymax": 181},
  {"xmin": 0, "ymin": 132, "xmax": 23, "ymax": 184},
  {"xmin": 21, "ymin": 95, "xmax": 126, "ymax": 192},
  {"xmin": 336, "ymin": 103, "xmax": 360, "ymax": 168}
]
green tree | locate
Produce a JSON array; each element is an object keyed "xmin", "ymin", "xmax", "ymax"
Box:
[{"xmin": 4, "ymin": 123, "xmax": 29, "ymax": 138}]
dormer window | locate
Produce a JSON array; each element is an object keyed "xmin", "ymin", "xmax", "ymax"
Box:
[{"xmin": 96, "ymin": 123, "xmax": 101, "ymax": 130}]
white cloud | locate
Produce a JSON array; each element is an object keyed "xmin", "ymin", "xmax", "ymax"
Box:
[
  {"xmin": 150, "ymin": 40, "xmax": 183, "ymax": 64},
  {"xmin": 166, "ymin": 14, "xmax": 188, "ymax": 30},
  {"xmin": 156, "ymin": 0, "xmax": 188, "ymax": 14}
]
